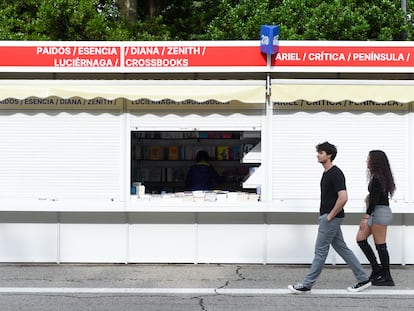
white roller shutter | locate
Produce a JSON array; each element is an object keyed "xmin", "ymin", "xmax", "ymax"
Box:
[
  {"xmin": 0, "ymin": 110, "xmax": 122, "ymax": 201},
  {"xmin": 272, "ymin": 110, "xmax": 406, "ymax": 201}
]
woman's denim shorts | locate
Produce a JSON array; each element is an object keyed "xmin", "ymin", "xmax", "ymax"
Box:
[{"xmin": 367, "ymin": 205, "xmax": 392, "ymax": 226}]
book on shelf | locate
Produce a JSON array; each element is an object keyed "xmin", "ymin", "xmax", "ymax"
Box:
[
  {"xmin": 198, "ymin": 132, "xmax": 209, "ymax": 139},
  {"xmin": 149, "ymin": 145, "xmax": 162, "ymax": 160},
  {"xmin": 161, "ymin": 132, "xmax": 184, "ymax": 139},
  {"xmin": 221, "ymin": 132, "xmax": 233, "ymax": 139},
  {"xmin": 216, "ymin": 146, "xmax": 230, "ymax": 160},
  {"xmin": 183, "ymin": 146, "xmax": 193, "ymax": 160},
  {"xmin": 184, "ymin": 132, "xmax": 198, "ymax": 139},
  {"xmin": 134, "ymin": 144, "xmax": 142, "ymax": 160},
  {"xmin": 230, "ymin": 145, "xmax": 241, "ymax": 160},
  {"xmin": 207, "ymin": 132, "xmax": 220, "ymax": 139},
  {"xmin": 168, "ymin": 145, "xmax": 179, "ymax": 160},
  {"xmin": 166, "ymin": 167, "xmax": 187, "ymax": 182}
]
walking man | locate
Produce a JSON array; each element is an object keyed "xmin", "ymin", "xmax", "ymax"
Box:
[{"xmin": 288, "ymin": 142, "xmax": 371, "ymax": 293}]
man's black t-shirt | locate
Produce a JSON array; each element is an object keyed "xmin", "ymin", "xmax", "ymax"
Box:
[{"xmin": 320, "ymin": 165, "xmax": 346, "ymax": 218}]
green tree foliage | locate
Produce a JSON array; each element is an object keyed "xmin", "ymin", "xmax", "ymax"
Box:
[
  {"xmin": 35, "ymin": 0, "xmax": 121, "ymax": 40},
  {"xmin": 0, "ymin": 0, "xmax": 132, "ymax": 40},
  {"xmin": 161, "ymin": 0, "xmax": 219, "ymax": 40},
  {"xmin": 0, "ymin": 0, "xmax": 413, "ymax": 40},
  {"xmin": 204, "ymin": 0, "xmax": 413, "ymax": 40},
  {"xmin": 201, "ymin": 0, "xmax": 274, "ymax": 40},
  {"xmin": 0, "ymin": 0, "xmax": 40, "ymax": 39}
]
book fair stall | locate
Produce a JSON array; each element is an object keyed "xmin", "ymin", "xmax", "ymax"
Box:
[{"xmin": 0, "ymin": 39, "xmax": 413, "ymax": 264}]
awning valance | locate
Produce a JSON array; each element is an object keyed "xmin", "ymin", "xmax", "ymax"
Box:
[
  {"xmin": 0, "ymin": 80, "xmax": 265, "ymax": 103},
  {"xmin": 271, "ymin": 79, "xmax": 414, "ymax": 103}
]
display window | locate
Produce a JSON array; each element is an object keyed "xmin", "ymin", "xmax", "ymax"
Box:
[{"xmin": 130, "ymin": 130, "xmax": 261, "ymax": 200}]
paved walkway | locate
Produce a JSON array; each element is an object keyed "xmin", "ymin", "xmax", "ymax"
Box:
[{"xmin": 0, "ymin": 264, "xmax": 412, "ymax": 310}]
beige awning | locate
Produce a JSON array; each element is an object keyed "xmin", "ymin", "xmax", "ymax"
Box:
[
  {"xmin": 0, "ymin": 80, "xmax": 265, "ymax": 103},
  {"xmin": 271, "ymin": 80, "xmax": 414, "ymax": 103}
]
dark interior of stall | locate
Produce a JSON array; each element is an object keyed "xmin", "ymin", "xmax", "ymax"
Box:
[{"xmin": 130, "ymin": 130, "xmax": 261, "ymax": 194}]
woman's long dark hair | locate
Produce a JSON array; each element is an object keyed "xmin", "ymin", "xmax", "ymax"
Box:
[{"xmin": 368, "ymin": 150, "xmax": 396, "ymax": 197}]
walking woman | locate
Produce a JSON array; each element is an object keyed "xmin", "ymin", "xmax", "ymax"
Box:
[{"xmin": 357, "ymin": 150, "xmax": 396, "ymax": 286}]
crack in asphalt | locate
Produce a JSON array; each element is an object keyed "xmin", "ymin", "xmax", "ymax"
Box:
[
  {"xmin": 198, "ymin": 297, "xmax": 208, "ymax": 311},
  {"xmin": 215, "ymin": 265, "xmax": 246, "ymax": 293},
  {"xmin": 235, "ymin": 266, "xmax": 246, "ymax": 282}
]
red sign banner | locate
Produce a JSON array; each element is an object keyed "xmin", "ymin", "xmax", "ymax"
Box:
[
  {"xmin": 0, "ymin": 43, "xmax": 266, "ymax": 72},
  {"xmin": 0, "ymin": 41, "xmax": 413, "ymax": 72},
  {"xmin": 272, "ymin": 45, "xmax": 414, "ymax": 69},
  {"xmin": 124, "ymin": 45, "xmax": 266, "ymax": 68},
  {"xmin": 0, "ymin": 46, "xmax": 121, "ymax": 67}
]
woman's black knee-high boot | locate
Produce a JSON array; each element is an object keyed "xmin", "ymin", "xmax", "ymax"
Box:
[
  {"xmin": 373, "ymin": 243, "xmax": 395, "ymax": 286},
  {"xmin": 357, "ymin": 239, "xmax": 382, "ymax": 281}
]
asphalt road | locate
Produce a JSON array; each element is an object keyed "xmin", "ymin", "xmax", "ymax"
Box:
[{"xmin": 0, "ymin": 264, "xmax": 413, "ymax": 311}]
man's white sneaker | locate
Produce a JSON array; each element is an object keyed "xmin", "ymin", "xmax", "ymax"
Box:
[
  {"xmin": 288, "ymin": 283, "xmax": 311, "ymax": 294},
  {"xmin": 347, "ymin": 280, "xmax": 371, "ymax": 292}
]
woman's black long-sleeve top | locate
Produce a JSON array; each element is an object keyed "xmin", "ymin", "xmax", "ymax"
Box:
[{"xmin": 367, "ymin": 176, "xmax": 389, "ymax": 215}]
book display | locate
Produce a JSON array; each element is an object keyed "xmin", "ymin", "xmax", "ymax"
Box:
[{"xmin": 131, "ymin": 131, "xmax": 261, "ymax": 194}]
